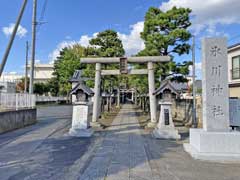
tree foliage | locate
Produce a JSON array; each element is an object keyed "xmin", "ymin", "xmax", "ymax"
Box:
[
  {"xmin": 16, "ymin": 77, "xmax": 29, "ymax": 93},
  {"xmin": 51, "ymin": 44, "xmax": 87, "ymax": 95},
  {"xmin": 89, "ymin": 30, "xmax": 125, "ymax": 91},
  {"xmin": 138, "ymin": 6, "xmax": 192, "ymax": 82},
  {"xmin": 89, "ymin": 30, "xmax": 125, "ymax": 57},
  {"xmin": 34, "ymin": 82, "xmax": 50, "ymax": 95}
]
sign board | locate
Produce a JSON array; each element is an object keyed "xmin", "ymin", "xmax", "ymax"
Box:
[
  {"xmin": 229, "ymin": 99, "xmax": 240, "ymax": 127},
  {"xmin": 120, "ymin": 58, "xmax": 128, "ymax": 74}
]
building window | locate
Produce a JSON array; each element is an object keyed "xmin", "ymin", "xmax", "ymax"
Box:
[{"xmin": 232, "ymin": 56, "xmax": 240, "ymax": 79}]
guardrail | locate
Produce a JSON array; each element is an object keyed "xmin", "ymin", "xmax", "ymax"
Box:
[{"xmin": 0, "ymin": 93, "xmax": 36, "ymax": 110}]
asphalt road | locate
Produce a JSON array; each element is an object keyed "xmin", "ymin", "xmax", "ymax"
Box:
[{"xmin": 0, "ymin": 105, "xmax": 95, "ymax": 180}]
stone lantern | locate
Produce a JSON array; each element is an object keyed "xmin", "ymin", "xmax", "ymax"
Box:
[
  {"xmin": 68, "ymin": 70, "xmax": 94, "ymax": 137},
  {"xmin": 152, "ymin": 80, "xmax": 181, "ymax": 139}
]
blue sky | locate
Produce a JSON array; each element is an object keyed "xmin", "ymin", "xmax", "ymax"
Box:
[{"xmin": 1, "ymin": 0, "xmax": 240, "ymax": 79}]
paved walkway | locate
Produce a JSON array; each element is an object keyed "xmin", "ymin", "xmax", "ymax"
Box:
[
  {"xmin": 1, "ymin": 104, "xmax": 240, "ymax": 180},
  {"xmin": 79, "ymin": 104, "xmax": 154, "ymax": 180},
  {"xmin": 79, "ymin": 104, "xmax": 240, "ymax": 180}
]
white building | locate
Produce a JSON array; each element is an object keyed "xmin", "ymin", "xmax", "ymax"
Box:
[
  {"xmin": 228, "ymin": 43, "xmax": 240, "ymax": 98},
  {"xmin": 0, "ymin": 81, "xmax": 16, "ymax": 93},
  {"xmin": 0, "ymin": 72, "xmax": 23, "ymax": 82},
  {"xmin": 27, "ymin": 63, "xmax": 54, "ymax": 83}
]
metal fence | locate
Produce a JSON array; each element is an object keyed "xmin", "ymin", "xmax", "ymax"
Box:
[{"xmin": 0, "ymin": 93, "xmax": 36, "ymax": 110}]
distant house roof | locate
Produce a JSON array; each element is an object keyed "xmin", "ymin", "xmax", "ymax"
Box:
[
  {"xmin": 70, "ymin": 82, "xmax": 94, "ymax": 96},
  {"xmin": 228, "ymin": 43, "xmax": 240, "ymax": 52},
  {"xmin": 153, "ymin": 80, "xmax": 188, "ymax": 96}
]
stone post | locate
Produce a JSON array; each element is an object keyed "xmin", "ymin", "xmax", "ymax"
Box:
[
  {"xmin": 117, "ymin": 88, "xmax": 120, "ymax": 107},
  {"xmin": 134, "ymin": 91, "xmax": 137, "ymax": 105},
  {"xmin": 92, "ymin": 63, "xmax": 101, "ymax": 123},
  {"xmin": 131, "ymin": 90, "xmax": 134, "ymax": 102},
  {"xmin": 148, "ymin": 62, "xmax": 157, "ymax": 126}
]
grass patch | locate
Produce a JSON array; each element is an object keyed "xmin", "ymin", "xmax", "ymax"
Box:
[{"xmin": 99, "ymin": 107, "xmax": 120, "ymax": 128}]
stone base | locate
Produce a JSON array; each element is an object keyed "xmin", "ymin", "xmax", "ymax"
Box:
[
  {"xmin": 147, "ymin": 122, "xmax": 157, "ymax": 128},
  {"xmin": 184, "ymin": 129, "xmax": 240, "ymax": 163},
  {"xmin": 152, "ymin": 127, "xmax": 181, "ymax": 139},
  {"xmin": 90, "ymin": 121, "xmax": 102, "ymax": 128},
  {"xmin": 69, "ymin": 128, "xmax": 93, "ymax": 137}
]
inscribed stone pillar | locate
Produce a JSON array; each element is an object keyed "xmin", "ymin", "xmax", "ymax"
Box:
[
  {"xmin": 202, "ymin": 38, "xmax": 229, "ymax": 131},
  {"xmin": 183, "ymin": 38, "xmax": 240, "ymax": 162}
]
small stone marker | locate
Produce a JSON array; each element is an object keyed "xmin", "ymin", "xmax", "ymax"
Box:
[
  {"xmin": 71, "ymin": 104, "xmax": 89, "ymax": 129},
  {"xmin": 153, "ymin": 101, "xmax": 180, "ymax": 139},
  {"xmin": 69, "ymin": 102, "xmax": 93, "ymax": 137},
  {"xmin": 202, "ymin": 38, "xmax": 229, "ymax": 131},
  {"xmin": 184, "ymin": 37, "xmax": 240, "ymax": 162}
]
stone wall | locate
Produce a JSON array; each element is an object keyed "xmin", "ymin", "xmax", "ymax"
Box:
[
  {"xmin": 171, "ymin": 97, "xmax": 203, "ymax": 127},
  {"xmin": 0, "ymin": 108, "xmax": 37, "ymax": 134}
]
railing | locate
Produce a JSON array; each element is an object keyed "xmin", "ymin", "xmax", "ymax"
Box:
[
  {"xmin": 231, "ymin": 68, "xmax": 240, "ymax": 80},
  {"xmin": 36, "ymin": 95, "xmax": 67, "ymax": 103},
  {"xmin": 0, "ymin": 93, "xmax": 36, "ymax": 110}
]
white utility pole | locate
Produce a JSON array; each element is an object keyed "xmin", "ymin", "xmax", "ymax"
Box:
[
  {"xmin": 24, "ymin": 41, "xmax": 29, "ymax": 93},
  {"xmin": 29, "ymin": 0, "xmax": 37, "ymax": 94}
]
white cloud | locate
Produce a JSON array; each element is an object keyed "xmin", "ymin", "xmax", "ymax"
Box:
[
  {"xmin": 160, "ymin": 0, "xmax": 240, "ymax": 35},
  {"xmin": 118, "ymin": 21, "xmax": 145, "ymax": 56},
  {"xmin": 2, "ymin": 23, "xmax": 27, "ymax": 38},
  {"xmin": 48, "ymin": 40, "xmax": 77, "ymax": 62},
  {"xmin": 49, "ymin": 22, "xmax": 145, "ymax": 62},
  {"xmin": 79, "ymin": 35, "xmax": 91, "ymax": 47},
  {"xmin": 9, "ymin": 71, "xmax": 17, "ymax": 75}
]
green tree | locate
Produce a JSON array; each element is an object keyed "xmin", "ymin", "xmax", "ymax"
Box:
[
  {"xmin": 138, "ymin": 6, "xmax": 192, "ymax": 82},
  {"xmin": 89, "ymin": 30, "xmax": 125, "ymax": 91},
  {"xmin": 52, "ymin": 44, "xmax": 87, "ymax": 95},
  {"xmin": 16, "ymin": 77, "xmax": 29, "ymax": 93},
  {"xmin": 89, "ymin": 30, "xmax": 125, "ymax": 57},
  {"xmin": 34, "ymin": 82, "xmax": 50, "ymax": 95}
]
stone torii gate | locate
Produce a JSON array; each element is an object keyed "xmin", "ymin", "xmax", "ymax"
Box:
[{"xmin": 81, "ymin": 56, "xmax": 170, "ymax": 126}]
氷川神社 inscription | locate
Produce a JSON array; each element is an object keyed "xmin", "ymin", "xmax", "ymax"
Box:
[{"xmin": 202, "ymin": 38, "xmax": 229, "ymax": 131}]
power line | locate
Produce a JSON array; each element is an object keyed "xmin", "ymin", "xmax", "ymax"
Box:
[
  {"xmin": 37, "ymin": 0, "xmax": 48, "ymax": 33},
  {"xmin": 228, "ymin": 34, "xmax": 240, "ymax": 42},
  {"xmin": 39, "ymin": 0, "xmax": 48, "ymax": 22}
]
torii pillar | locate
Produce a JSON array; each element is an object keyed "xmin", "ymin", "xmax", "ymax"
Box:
[
  {"xmin": 147, "ymin": 62, "xmax": 157, "ymax": 127},
  {"xmin": 92, "ymin": 63, "xmax": 101, "ymax": 124}
]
